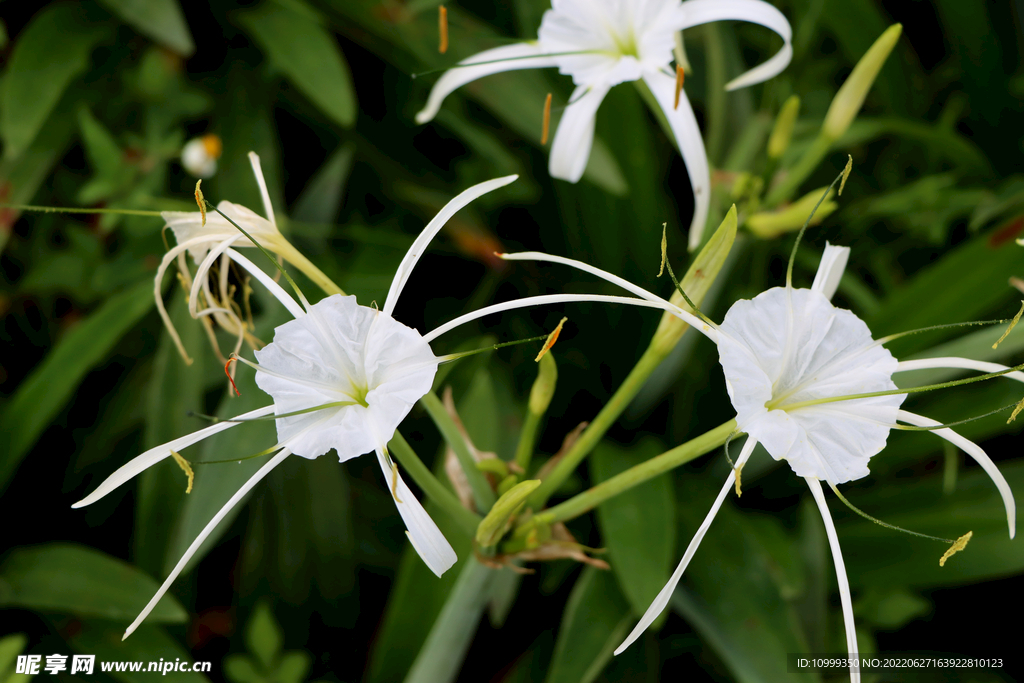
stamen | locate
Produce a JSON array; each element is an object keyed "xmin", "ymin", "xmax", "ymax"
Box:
[
  {"xmin": 438, "ymin": 5, "xmax": 448, "ymax": 54},
  {"xmin": 992, "ymin": 300, "xmax": 1024, "ymax": 349},
  {"xmin": 658, "ymin": 223, "xmax": 668, "ymax": 277},
  {"xmin": 838, "ymin": 154, "xmax": 853, "ymax": 196},
  {"xmin": 391, "ymin": 461, "xmax": 404, "ymax": 503},
  {"xmin": 195, "ymin": 180, "xmax": 206, "ymax": 227},
  {"xmin": 437, "ymin": 332, "xmax": 550, "ymax": 363},
  {"xmin": 733, "ymin": 462, "xmax": 744, "ymax": 497},
  {"xmin": 535, "ymin": 317, "xmax": 568, "ymax": 362},
  {"xmin": 0, "ymin": 204, "xmax": 162, "ymax": 217},
  {"xmin": 673, "ymin": 65, "xmax": 685, "ymax": 110},
  {"xmin": 224, "ymin": 358, "xmax": 241, "ymax": 396},
  {"xmin": 541, "ymin": 93, "xmax": 552, "ymax": 145},
  {"xmin": 939, "ymin": 531, "xmax": 972, "ymax": 566},
  {"xmin": 170, "ymin": 450, "xmax": 194, "ymax": 494},
  {"xmin": 659, "ymin": 229, "xmax": 716, "ymax": 326},
  {"xmin": 889, "ymin": 400, "xmax": 1020, "ymax": 431},
  {"xmin": 786, "ymin": 165, "xmax": 850, "ymax": 288},
  {"xmin": 876, "ymin": 319, "xmax": 1003, "ymax": 346},
  {"xmin": 1009, "ymin": 396, "xmax": 1024, "ymax": 423},
  {"xmin": 829, "ymin": 484, "xmax": 956, "ymax": 544}
]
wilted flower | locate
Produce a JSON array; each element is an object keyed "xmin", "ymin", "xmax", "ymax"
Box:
[
  {"xmin": 180, "ymin": 134, "xmax": 222, "ymax": 178},
  {"xmin": 500, "ymin": 244, "xmax": 1018, "ymax": 680},
  {"xmin": 416, "ymin": 0, "xmax": 792, "ymax": 249}
]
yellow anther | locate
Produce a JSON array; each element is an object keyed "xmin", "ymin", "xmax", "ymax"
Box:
[
  {"xmin": 939, "ymin": 531, "xmax": 972, "ymax": 566},
  {"xmin": 733, "ymin": 462, "xmax": 744, "ymax": 497},
  {"xmin": 438, "ymin": 5, "xmax": 448, "ymax": 54},
  {"xmin": 535, "ymin": 317, "xmax": 568, "ymax": 362},
  {"xmin": 839, "ymin": 154, "xmax": 853, "ymax": 196},
  {"xmin": 194, "ymin": 179, "xmax": 206, "ymax": 227},
  {"xmin": 993, "ymin": 300, "xmax": 1024, "ymax": 349},
  {"xmin": 541, "ymin": 93, "xmax": 552, "ymax": 145},
  {"xmin": 658, "ymin": 222, "xmax": 668, "ymax": 277},
  {"xmin": 170, "ymin": 450, "xmax": 194, "ymax": 494},
  {"xmin": 1008, "ymin": 395, "xmax": 1024, "ymax": 424},
  {"xmin": 201, "ymin": 134, "xmax": 222, "ymax": 159},
  {"xmin": 673, "ymin": 65, "xmax": 685, "ymax": 110}
]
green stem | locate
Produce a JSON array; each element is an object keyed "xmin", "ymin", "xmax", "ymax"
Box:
[
  {"xmin": 389, "ymin": 431, "xmax": 481, "ymax": 538},
  {"xmin": 704, "ymin": 23, "xmax": 728, "ymax": 166},
  {"xmin": 526, "ymin": 344, "xmax": 679, "ymax": 509},
  {"xmin": 420, "ymin": 391, "xmax": 497, "ymax": 512},
  {"xmin": 765, "ymin": 133, "xmax": 833, "ymax": 206},
  {"xmin": 513, "ymin": 409, "xmax": 542, "ymax": 473},
  {"xmin": 276, "ymin": 239, "xmax": 346, "ymax": 297},
  {"xmin": 520, "ymin": 420, "xmax": 736, "ymax": 532}
]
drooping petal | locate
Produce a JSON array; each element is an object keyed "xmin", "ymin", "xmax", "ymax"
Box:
[
  {"xmin": 616, "ymin": 436, "xmax": 757, "ymax": 655},
  {"xmin": 382, "ymin": 176, "xmax": 518, "ymax": 317},
  {"xmin": 806, "ymin": 477, "xmax": 860, "ymax": 683},
  {"xmin": 72, "ymin": 405, "xmax": 276, "ymax": 508},
  {"xmin": 678, "ymin": 0, "xmax": 793, "ymax": 91},
  {"xmin": 374, "ymin": 448, "xmax": 457, "ymax": 577},
  {"xmin": 895, "ymin": 357, "xmax": 1024, "ymax": 385},
  {"xmin": 415, "ymin": 42, "xmax": 559, "ymax": 124},
  {"xmin": 225, "ymin": 248, "xmax": 306, "ymax": 319},
  {"xmin": 549, "ymin": 82, "xmax": 612, "ymax": 183},
  {"xmin": 810, "ymin": 242, "xmax": 851, "ymax": 301},
  {"xmin": 248, "ymin": 151, "xmax": 276, "ymax": 229},
  {"xmin": 499, "ymin": 251, "xmax": 713, "ymax": 336},
  {"xmin": 123, "ymin": 448, "xmax": 292, "ymax": 639},
  {"xmin": 642, "ymin": 71, "xmax": 709, "ymax": 250},
  {"xmin": 897, "ymin": 410, "xmax": 1016, "ymax": 538},
  {"xmin": 422, "ymin": 292, "xmax": 701, "ymax": 344},
  {"xmin": 189, "ymin": 234, "xmax": 243, "ymax": 318}
]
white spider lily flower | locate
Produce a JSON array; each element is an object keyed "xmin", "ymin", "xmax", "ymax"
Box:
[
  {"xmin": 415, "ymin": 0, "xmax": 792, "ymax": 250},
  {"xmin": 156, "ymin": 152, "xmax": 341, "ymax": 364},
  {"xmin": 76, "ymin": 175, "xmax": 711, "ymax": 640},
  {"xmin": 499, "ymin": 245, "xmax": 1018, "ymax": 682}
]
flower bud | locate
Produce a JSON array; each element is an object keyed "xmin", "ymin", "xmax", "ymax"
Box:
[
  {"xmin": 528, "ymin": 352, "xmax": 557, "ymax": 416},
  {"xmin": 476, "ymin": 479, "xmax": 541, "ymax": 547},
  {"xmin": 822, "ymin": 24, "xmax": 902, "ymax": 141},
  {"xmin": 767, "ymin": 95, "xmax": 800, "ymax": 159},
  {"xmin": 746, "ymin": 187, "xmax": 837, "ymax": 239}
]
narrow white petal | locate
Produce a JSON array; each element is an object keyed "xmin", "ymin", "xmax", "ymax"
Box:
[
  {"xmin": 72, "ymin": 405, "xmax": 276, "ymax": 508},
  {"xmin": 616, "ymin": 437, "xmax": 756, "ymax": 655},
  {"xmin": 642, "ymin": 73, "xmax": 709, "ymax": 251},
  {"xmin": 415, "ymin": 42, "xmax": 559, "ymax": 124},
  {"xmin": 678, "ymin": 0, "xmax": 793, "ymax": 91},
  {"xmin": 374, "ymin": 449, "xmax": 457, "ymax": 576},
  {"xmin": 423, "ymin": 293, "xmax": 717, "ymax": 344},
  {"xmin": 154, "ymin": 237, "xmax": 215, "ymax": 362},
  {"xmin": 810, "ymin": 242, "xmax": 850, "ymax": 301},
  {"xmin": 189, "ymin": 235, "xmax": 243, "ymax": 318},
  {"xmin": 548, "ymin": 83, "xmax": 611, "ymax": 183},
  {"xmin": 123, "ymin": 449, "xmax": 291, "ymax": 639},
  {"xmin": 897, "ymin": 410, "xmax": 1016, "ymax": 538},
  {"xmin": 895, "ymin": 357, "xmax": 1024, "ymax": 385},
  {"xmin": 382, "ymin": 176, "xmax": 519, "ymax": 317},
  {"xmin": 248, "ymin": 152, "xmax": 276, "ymax": 229},
  {"xmin": 499, "ymin": 251, "xmax": 712, "ymax": 334},
  {"xmin": 805, "ymin": 478, "xmax": 860, "ymax": 683},
  {"xmin": 225, "ymin": 248, "xmax": 306, "ymax": 319}
]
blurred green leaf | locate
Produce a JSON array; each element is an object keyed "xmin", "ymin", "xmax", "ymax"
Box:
[
  {"xmin": 0, "ymin": 278, "xmax": 155, "ymax": 492},
  {"xmin": 275, "ymin": 653, "xmax": 311, "ymax": 683},
  {"xmin": 854, "ymin": 586, "xmax": 930, "ymax": 629},
  {"xmin": 291, "ymin": 143, "xmax": 355, "ymax": 225},
  {"xmin": 97, "ymin": 0, "xmax": 195, "ymax": 56},
  {"xmin": 544, "ymin": 566, "xmax": 632, "ymax": 683},
  {"xmin": 69, "ymin": 623, "xmax": 209, "ymax": 683},
  {"xmin": 0, "ymin": 544, "xmax": 186, "ymax": 622},
  {"xmin": 77, "ymin": 107, "xmax": 134, "ymax": 204},
  {"xmin": 0, "ymin": 634, "xmax": 28, "ymax": 681},
  {"xmin": 224, "ymin": 657, "xmax": 261, "ymax": 683},
  {"xmin": 238, "ymin": 1, "xmax": 356, "ymax": 128},
  {"xmin": 592, "ymin": 438, "xmax": 676, "ymax": 619},
  {"xmin": 246, "ymin": 602, "xmax": 284, "ymax": 670},
  {"xmin": 0, "ymin": 3, "xmax": 111, "ymax": 158}
]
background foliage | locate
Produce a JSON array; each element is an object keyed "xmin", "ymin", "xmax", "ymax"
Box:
[{"xmin": 1, "ymin": 0, "xmax": 1023, "ymax": 681}]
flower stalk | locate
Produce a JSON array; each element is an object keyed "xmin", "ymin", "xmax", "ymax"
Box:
[{"xmin": 420, "ymin": 391, "xmax": 498, "ymax": 511}]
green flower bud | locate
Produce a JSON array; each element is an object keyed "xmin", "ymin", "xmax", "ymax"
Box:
[
  {"xmin": 476, "ymin": 479, "xmax": 542, "ymax": 547},
  {"xmin": 822, "ymin": 24, "xmax": 902, "ymax": 141},
  {"xmin": 528, "ymin": 352, "xmax": 558, "ymax": 416},
  {"xmin": 768, "ymin": 95, "xmax": 800, "ymax": 159}
]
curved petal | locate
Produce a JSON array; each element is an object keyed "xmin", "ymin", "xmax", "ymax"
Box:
[
  {"xmin": 72, "ymin": 405, "xmax": 276, "ymax": 508},
  {"xmin": 123, "ymin": 448, "xmax": 292, "ymax": 639},
  {"xmin": 415, "ymin": 42, "xmax": 558, "ymax": 124},
  {"xmin": 642, "ymin": 72, "xmax": 709, "ymax": 250},
  {"xmin": 423, "ymin": 292, "xmax": 716, "ymax": 344},
  {"xmin": 189, "ymin": 235, "xmax": 243, "ymax": 318},
  {"xmin": 375, "ymin": 448, "xmax": 457, "ymax": 576},
  {"xmin": 895, "ymin": 357, "xmax": 1024, "ymax": 385},
  {"xmin": 382, "ymin": 176, "xmax": 518, "ymax": 317},
  {"xmin": 248, "ymin": 152, "xmax": 276, "ymax": 229},
  {"xmin": 897, "ymin": 410, "xmax": 1016, "ymax": 538},
  {"xmin": 678, "ymin": 0, "xmax": 793, "ymax": 91},
  {"xmin": 806, "ymin": 478, "xmax": 860, "ymax": 683},
  {"xmin": 548, "ymin": 82, "xmax": 611, "ymax": 183},
  {"xmin": 616, "ymin": 437, "xmax": 756, "ymax": 655},
  {"xmin": 811, "ymin": 242, "xmax": 850, "ymax": 301},
  {"xmin": 225, "ymin": 248, "xmax": 306, "ymax": 319}
]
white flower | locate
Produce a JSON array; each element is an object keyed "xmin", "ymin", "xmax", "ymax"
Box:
[
  {"xmin": 499, "ymin": 245, "xmax": 1018, "ymax": 682},
  {"xmin": 415, "ymin": 0, "xmax": 792, "ymax": 249},
  {"xmin": 180, "ymin": 134, "xmax": 222, "ymax": 178}
]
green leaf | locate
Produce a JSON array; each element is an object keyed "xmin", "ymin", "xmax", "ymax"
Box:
[
  {"xmin": 274, "ymin": 652, "xmax": 311, "ymax": 683},
  {"xmin": 291, "ymin": 143, "xmax": 354, "ymax": 226},
  {"xmin": 77, "ymin": 107, "xmax": 134, "ymax": 204},
  {"xmin": 592, "ymin": 438, "xmax": 675, "ymax": 618},
  {"xmin": 69, "ymin": 623, "xmax": 210, "ymax": 683},
  {"xmin": 0, "ymin": 3, "xmax": 111, "ymax": 158},
  {"xmin": 854, "ymin": 586, "xmax": 930, "ymax": 629},
  {"xmin": 403, "ymin": 560, "xmax": 496, "ymax": 683},
  {"xmin": 97, "ymin": 0, "xmax": 195, "ymax": 56},
  {"xmin": 0, "ymin": 278, "xmax": 155, "ymax": 492},
  {"xmin": 0, "ymin": 544, "xmax": 186, "ymax": 622},
  {"xmin": 238, "ymin": 1, "xmax": 356, "ymax": 128},
  {"xmin": 246, "ymin": 602, "xmax": 283, "ymax": 671},
  {"xmin": 223, "ymin": 656, "xmax": 261, "ymax": 683},
  {"xmin": 0, "ymin": 634, "xmax": 28, "ymax": 680},
  {"xmin": 544, "ymin": 567, "xmax": 632, "ymax": 683}
]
